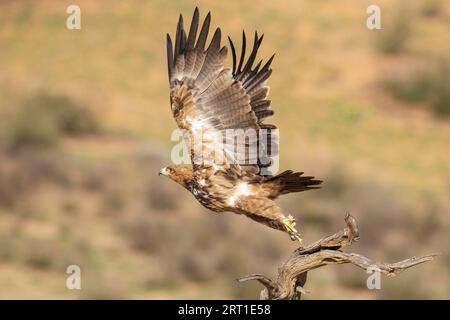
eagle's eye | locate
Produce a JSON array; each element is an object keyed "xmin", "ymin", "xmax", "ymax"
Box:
[{"xmin": 159, "ymin": 167, "xmax": 173, "ymax": 176}]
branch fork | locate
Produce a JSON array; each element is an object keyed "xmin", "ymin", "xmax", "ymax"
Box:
[{"xmin": 238, "ymin": 213, "xmax": 438, "ymax": 300}]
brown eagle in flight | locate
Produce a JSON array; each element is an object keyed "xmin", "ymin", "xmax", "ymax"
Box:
[{"xmin": 159, "ymin": 8, "xmax": 322, "ymax": 242}]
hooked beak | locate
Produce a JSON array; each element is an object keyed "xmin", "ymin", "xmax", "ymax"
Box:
[{"xmin": 159, "ymin": 167, "xmax": 170, "ymax": 176}]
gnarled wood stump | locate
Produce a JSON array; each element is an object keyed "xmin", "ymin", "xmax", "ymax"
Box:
[{"xmin": 238, "ymin": 213, "xmax": 437, "ymax": 300}]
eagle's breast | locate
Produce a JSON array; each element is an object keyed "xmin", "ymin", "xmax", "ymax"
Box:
[
  {"xmin": 190, "ymin": 174, "xmax": 262, "ymax": 213},
  {"xmin": 190, "ymin": 177, "xmax": 232, "ymax": 212},
  {"xmin": 191, "ymin": 185, "xmax": 222, "ymax": 211}
]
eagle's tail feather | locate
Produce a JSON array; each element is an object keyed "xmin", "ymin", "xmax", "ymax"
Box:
[{"xmin": 264, "ymin": 170, "xmax": 322, "ymax": 198}]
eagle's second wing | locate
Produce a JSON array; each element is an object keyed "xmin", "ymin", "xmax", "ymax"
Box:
[
  {"xmin": 167, "ymin": 8, "xmax": 277, "ymax": 175},
  {"xmin": 228, "ymin": 31, "xmax": 278, "ymax": 175}
]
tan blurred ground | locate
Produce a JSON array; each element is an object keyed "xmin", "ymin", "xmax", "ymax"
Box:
[{"xmin": 0, "ymin": 0, "xmax": 449, "ymax": 299}]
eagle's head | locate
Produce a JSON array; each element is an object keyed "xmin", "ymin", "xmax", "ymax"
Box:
[{"xmin": 159, "ymin": 165, "xmax": 194, "ymax": 188}]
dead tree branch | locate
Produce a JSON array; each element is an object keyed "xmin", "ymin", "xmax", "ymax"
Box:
[{"xmin": 238, "ymin": 213, "xmax": 438, "ymax": 300}]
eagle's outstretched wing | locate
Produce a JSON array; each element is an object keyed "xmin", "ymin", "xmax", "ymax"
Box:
[{"xmin": 166, "ymin": 8, "xmax": 277, "ymax": 175}]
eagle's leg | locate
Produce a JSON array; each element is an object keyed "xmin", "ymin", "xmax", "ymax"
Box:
[
  {"xmin": 238, "ymin": 198, "xmax": 303, "ymax": 242},
  {"xmin": 281, "ymin": 215, "xmax": 302, "ymax": 242}
]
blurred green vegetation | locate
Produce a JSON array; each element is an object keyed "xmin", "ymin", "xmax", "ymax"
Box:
[
  {"xmin": 3, "ymin": 93, "xmax": 98, "ymax": 149},
  {"xmin": 0, "ymin": 0, "xmax": 449, "ymax": 299},
  {"xmin": 375, "ymin": 8, "xmax": 412, "ymax": 54},
  {"xmin": 384, "ymin": 61, "xmax": 450, "ymax": 116}
]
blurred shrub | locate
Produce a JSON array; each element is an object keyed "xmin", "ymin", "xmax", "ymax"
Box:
[
  {"xmin": 81, "ymin": 275, "xmax": 126, "ymax": 299},
  {"xmin": 0, "ymin": 150, "xmax": 70, "ymax": 209},
  {"xmin": 120, "ymin": 215, "xmax": 173, "ymax": 252},
  {"xmin": 146, "ymin": 180, "xmax": 179, "ymax": 211},
  {"xmin": 384, "ymin": 62, "xmax": 450, "ymax": 116},
  {"xmin": 118, "ymin": 210, "xmax": 285, "ymax": 288},
  {"xmin": 379, "ymin": 272, "xmax": 432, "ymax": 299},
  {"xmin": 419, "ymin": 0, "xmax": 442, "ymax": 18},
  {"xmin": 385, "ymin": 69, "xmax": 432, "ymax": 102},
  {"xmin": 37, "ymin": 94, "xmax": 98, "ymax": 135},
  {"xmin": 406, "ymin": 197, "xmax": 441, "ymax": 243},
  {"xmin": 119, "ymin": 215, "xmax": 218, "ymax": 283},
  {"xmin": 0, "ymin": 160, "xmax": 31, "ymax": 208},
  {"xmin": 375, "ymin": 10, "xmax": 412, "ymax": 54},
  {"xmin": 6, "ymin": 106, "xmax": 60, "ymax": 149},
  {"xmin": 100, "ymin": 189, "xmax": 125, "ymax": 215},
  {"xmin": 0, "ymin": 233, "xmax": 92, "ymax": 271},
  {"xmin": 336, "ymin": 264, "xmax": 368, "ymax": 289},
  {"xmin": 4, "ymin": 92, "xmax": 98, "ymax": 149},
  {"xmin": 431, "ymin": 73, "xmax": 450, "ymax": 116}
]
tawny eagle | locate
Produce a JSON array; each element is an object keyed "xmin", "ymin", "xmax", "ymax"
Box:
[{"xmin": 159, "ymin": 8, "xmax": 322, "ymax": 241}]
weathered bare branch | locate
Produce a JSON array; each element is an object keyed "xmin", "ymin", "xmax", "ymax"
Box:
[
  {"xmin": 238, "ymin": 214, "xmax": 438, "ymax": 300},
  {"xmin": 294, "ymin": 212, "xmax": 359, "ymax": 255}
]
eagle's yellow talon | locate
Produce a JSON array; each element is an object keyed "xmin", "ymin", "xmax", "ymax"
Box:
[
  {"xmin": 282, "ymin": 217, "xmax": 303, "ymax": 243},
  {"xmin": 289, "ymin": 232, "xmax": 303, "ymax": 243}
]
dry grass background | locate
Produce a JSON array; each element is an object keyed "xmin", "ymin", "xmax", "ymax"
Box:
[{"xmin": 0, "ymin": 0, "xmax": 449, "ymax": 299}]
